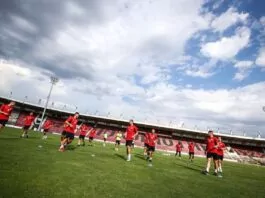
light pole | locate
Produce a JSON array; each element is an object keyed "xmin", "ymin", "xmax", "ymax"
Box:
[
  {"xmin": 38, "ymin": 76, "xmax": 59, "ymax": 131},
  {"xmin": 257, "ymin": 131, "xmax": 261, "ymax": 138},
  {"xmin": 23, "ymin": 96, "xmax": 28, "ymax": 104},
  {"xmin": 8, "ymin": 92, "xmax": 12, "ymax": 99}
]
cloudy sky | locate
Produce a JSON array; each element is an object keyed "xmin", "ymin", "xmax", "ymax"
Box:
[{"xmin": 0, "ymin": 0, "xmax": 265, "ymax": 137}]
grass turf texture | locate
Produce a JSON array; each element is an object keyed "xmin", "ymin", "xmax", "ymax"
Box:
[{"xmin": 0, "ymin": 128, "xmax": 265, "ymax": 198}]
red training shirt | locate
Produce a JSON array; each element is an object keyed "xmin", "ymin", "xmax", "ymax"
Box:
[
  {"xmin": 0, "ymin": 104, "xmax": 14, "ymax": 121},
  {"xmin": 80, "ymin": 125, "xmax": 89, "ymax": 136},
  {"xmin": 63, "ymin": 116, "xmax": 78, "ymax": 134},
  {"xmin": 176, "ymin": 143, "xmax": 182, "ymax": 152},
  {"xmin": 24, "ymin": 115, "xmax": 35, "ymax": 126},
  {"xmin": 188, "ymin": 143, "xmax": 195, "ymax": 153},
  {"xmin": 147, "ymin": 133, "xmax": 158, "ymax": 147},
  {"xmin": 89, "ymin": 129, "xmax": 96, "ymax": 138},
  {"xmin": 43, "ymin": 120, "xmax": 53, "ymax": 130},
  {"xmin": 125, "ymin": 125, "xmax": 138, "ymax": 141},
  {"xmin": 206, "ymin": 136, "xmax": 218, "ymax": 153},
  {"xmin": 216, "ymin": 142, "xmax": 226, "ymax": 156}
]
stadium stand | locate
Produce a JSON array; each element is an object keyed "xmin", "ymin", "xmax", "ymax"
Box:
[{"xmin": 1, "ymin": 96, "xmax": 264, "ymax": 163}]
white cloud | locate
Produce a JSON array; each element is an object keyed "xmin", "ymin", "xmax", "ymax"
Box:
[
  {"xmin": 234, "ymin": 60, "xmax": 253, "ymax": 69},
  {"xmin": 185, "ymin": 69, "xmax": 214, "ymax": 78},
  {"xmin": 32, "ymin": 0, "xmax": 211, "ymax": 79},
  {"xmin": 255, "ymin": 48, "xmax": 265, "ymax": 67},
  {"xmin": 201, "ymin": 27, "xmax": 251, "ymax": 59},
  {"xmin": 260, "ymin": 16, "xmax": 265, "ymax": 26},
  {"xmin": 233, "ymin": 70, "xmax": 251, "ymax": 81},
  {"xmin": 211, "ymin": 7, "xmax": 248, "ymax": 32},
  {"xmin": 233, "ymin": 60, "xmax": 253, "ymax": 81}
]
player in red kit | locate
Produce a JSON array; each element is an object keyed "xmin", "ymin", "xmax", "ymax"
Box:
[
  {"xmin": 202, "ymin": 130, "xmax": 218, "ymax": 175},
  {"xmin": 87, "ymin": 124, "xmax": 97, "ymax": 146},
  {"xmin": 175, "ymin": 142, "xmax": 182, "ymax": 159},
  {"xmin": 0, "ymin": 101, "xmax": 15, "ymax": 133},
  {"xmin": 124, "ymin": 119, "xmax": 138, "ymax": 161},
  {"xmin": 146, "ymin": 129, "xmax": 158, "ymax": 165},
  {"xmin": 216, "ymin": 137, "xmax": 226, "ymax": 177},
  {"xmin": 42, "ymin": 119, "xmax": 53, "ymax": 139},
  {"xmin": 78, "ymin": 124, "xmax": 90, "ymax": 146},
  {"xmin": 21, "ymin": 112, "xmax": 35, "ymax": 138},
  {"xmin": 59, "ymin": 112, "xmax": 79, "ymax": 152},
  {"xmin": 143, "ymin": 132, "xmax": 149, "ymax": 159},
  {"xmin": 188, "ymin": 141, "xmax": 195, "ymax": 162}
]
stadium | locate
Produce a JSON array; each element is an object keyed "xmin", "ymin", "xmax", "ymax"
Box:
[{"xmin": 1, "ymin": 96, "xmax": 265, "ymax": 164}]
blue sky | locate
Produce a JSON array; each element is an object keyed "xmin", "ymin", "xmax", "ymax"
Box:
[{"xmin": 0, "ymin": 0, "xmax": 264, "ymax": 136}]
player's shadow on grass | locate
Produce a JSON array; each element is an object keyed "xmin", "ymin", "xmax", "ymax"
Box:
[
  {"xmin": 175, "ymin": 162, "xmax": 202, "ymax": 173},
  {"xmin": 134, "ymin": 153, "xmax": 146, "ymax": 160},
  {"xmin": 66, "ymin": 145, "xmax": 77, "ymax": 151},
  {"xmin": 0, "ymin": 137, "xmax": 21, "ymax": 140},
  {"xmin": 114, "ymin": 153, "xmax": 125, "ymax": 160}
]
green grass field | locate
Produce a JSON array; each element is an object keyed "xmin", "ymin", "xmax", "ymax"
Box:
[{"xmin": 0, "ymin": 128, "xmax": 265, "ymax": 198}]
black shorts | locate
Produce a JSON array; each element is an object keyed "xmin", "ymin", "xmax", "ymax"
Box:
[
  {"xmin": 104, "ymin": 138, "xmax": 107, "ymax": 141},
  {"xmin": 207, "ymin": 152, "xmax": 217, "ymax": 159},
  {"xmin": 0, "ymin": 120, "xmax": 8, "ymax": 126},
  {"xmin": 61, "ymin": 131, "xmax": 67, "ymax": 136},
  {"xmin": 126, "ymin": 140, "xmax": 133, "ymax": 147},
  {"xmin": 144, "ymin": 143, "xmax": 149, "ymax": 148},
  {"xmin": 89, "ymin": 137, "xmax": 94, "ymax": 141},
  {"xmin": 65, "ymin": 132, "xmax": 74, "ymax": 140},
  {"xmin": 23, "ymin": 125, "xmax": 31, "ymax": 130},
  {"xmin": 217, "ymin": 155, "xmax": 223, "ymax": 161},
  {"xmin": 116, "ymin": 140, "xmax": 121, "ymax": 145},
  {"xmin": 43, "ymin": 129, "xmax": 49, "ymax": 133},
  {"xmin": 148, "ymin": 146, "xmax": 155, "ymax": 152},
  {"xmin": 79, "ymin": 135, "xmax": 85, "ymax": 140},
  {"xmin": 189, "ymin": 152, "xmax": 195, "ymax": 155}
]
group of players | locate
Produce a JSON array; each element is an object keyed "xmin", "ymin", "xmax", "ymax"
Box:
[
  {"xmin": 57, "ymin": 112, "xmax": 156, "ymax": 163},
  {"xmin": 0, "ymin": 101, "xmax": 225, "ymax": 175}
]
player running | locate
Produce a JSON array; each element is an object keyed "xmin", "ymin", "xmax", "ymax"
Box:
[
  {"xmin": 87, "ymin": 124, "xmax": 97, "ymax": 146},
  {"xmin": 0, "ymin": 101, "xmax": 15, "ymax": 133},
  {"xmin": 124, "ymin": 119, "xmax": 138, "ymax": 161},
  {"xmin": 143, "ymin": 132, "xmax": 149, "ymax": 159},
  {"xmin": 115, "ymin": 131, "xmax": 122, "ymax": 151},
  {"xmin": 146, "ymin": 129, "xmax": 158, "ymax": 165},
  {"xmin": 21, "ymin": 112, "xmax": 35, "ymax": 138},
  {"xmin": 188, "ymin": 141, "xmax": 195, "ymax": 162},
  {"xmin": 78, "ymin": 123, "xmax": 90, "ymax": 146},
  {"xmin": 202, "ymin": 130, "xmax": 218, "ymax": 176},
  {"xmin": 59, "ymin": 112, "xmax": 79, "ymax": 152},
  {"xmin": 216, "ymin": 137, "xmax": 226, "ymax": 177},
  {"xmin": 103, "ymin": 131, "xmax": 108, "ymax": 147},
  {"xmin": 42, "ymin": 119, "xmax": 53, "ymax": 139},
  {"xmin": 175, "ymin": 141, "xmax": 182, "ymax": 159}
]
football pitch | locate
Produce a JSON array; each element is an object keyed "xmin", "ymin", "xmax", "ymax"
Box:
[{"xmin": 0, "ymin": 128, "xmax": 264, "ymax": 198}]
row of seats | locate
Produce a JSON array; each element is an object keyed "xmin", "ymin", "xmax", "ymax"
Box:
[{"xmin": 15, "ymin": 113, "xmax": 265, "ymax": 158}]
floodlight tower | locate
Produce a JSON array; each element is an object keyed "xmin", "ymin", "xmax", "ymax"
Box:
[{"xmin": 38, "ymin": 76, "xmax": 59, "ymax": 131}]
